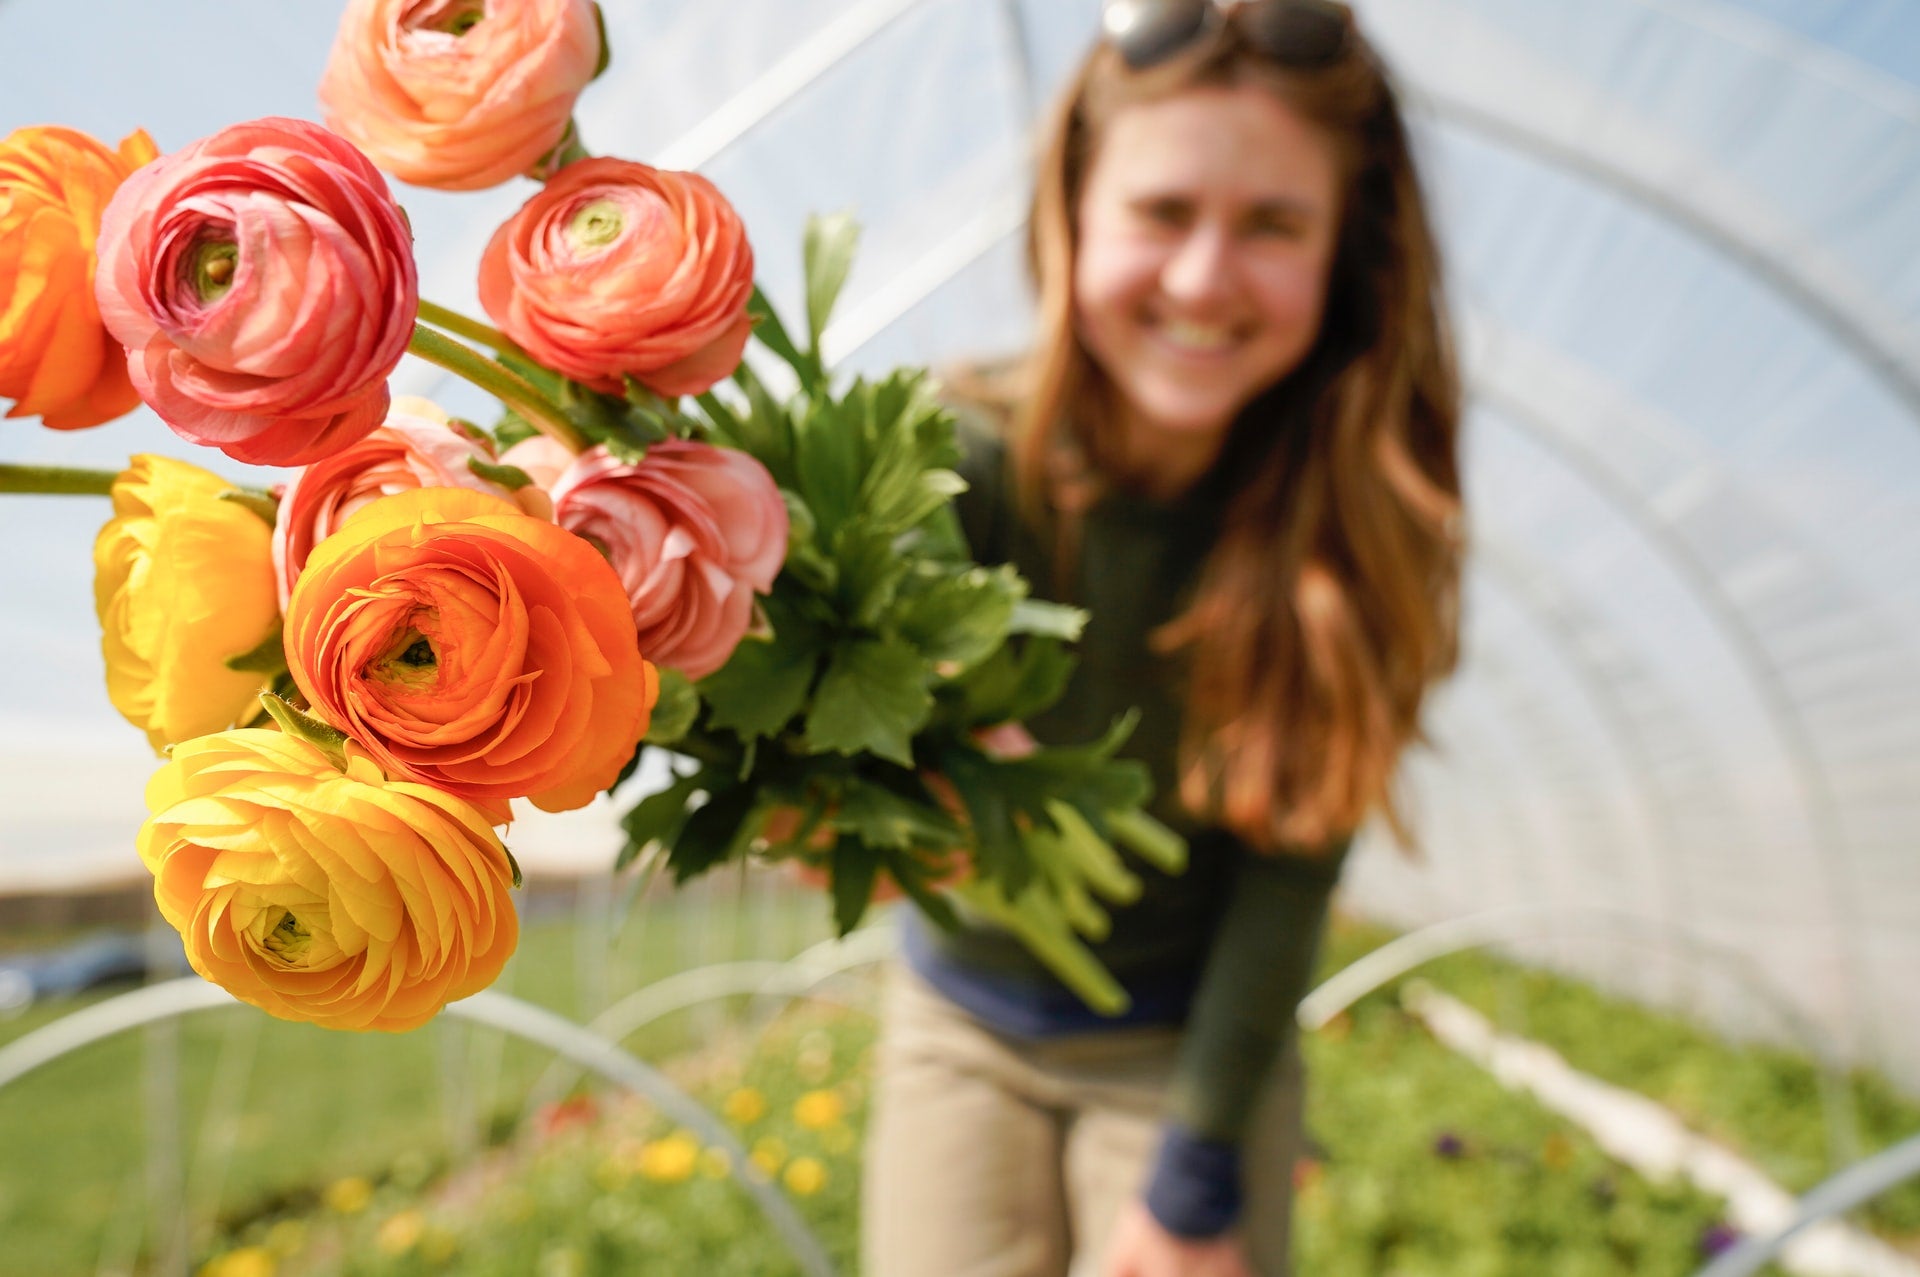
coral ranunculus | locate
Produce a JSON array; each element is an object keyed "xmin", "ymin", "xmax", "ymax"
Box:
[
  {"xmin": 479, "ymin": 158, "xmax": 754, "ymax": 398},
  {"xmin": 504, "ymin": 439, "xmax": 787, "ymax": 681},
  {"xmin": 284, "ymin": 487, "xmax": 656, "ymax": 813},
  {"xmin": 320, "ymin": 0, "xmax": 602, "ymax": 191},
  {"xmin": 272, "ymin": 395, "xmax": 551, "ymax": 607},
  {"xmin": 0, "ymin": 125, "xmax": 158, "ymax": 429},
  {"xmin": 139, "ymin": 730, "xmax": 518, "ymax": 1032},
  {"xmin": 94, "ymin": 117, "xmax": 418, "ymax": 467},
  {"xmin": 94, "ymin": 455, "xmax": 281, "ymax": 753}
]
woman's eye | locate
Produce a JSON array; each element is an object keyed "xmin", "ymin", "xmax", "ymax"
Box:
[
  {"xmin": 1244, "ymin": 209, "xmax": 1306, "ymax": 239},
  {"xmin": 1134, "ymin": 198, "xmax": 1193, "ymax": 231}
]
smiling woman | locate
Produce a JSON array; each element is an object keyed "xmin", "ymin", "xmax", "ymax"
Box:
[{"xmin": 863, "ymin": 4, "xmax": 1464, "ymax": 1275}]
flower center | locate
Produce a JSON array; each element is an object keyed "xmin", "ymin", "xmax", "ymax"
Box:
[
  {"xmin": 566, "ymin": 199, "xmax": 626, "ymax": 254},
  {"xmin": 404, "ymin": 0, "xmax": 487, "ymax": 36},
  {"xmin": 263, "ymin": 909, "xmax": 313, "ymax": 963},
  {"xmin": 191, "ymin": 240, "xmax": 239, "ymax": 303},
  {"xmin": 371, "ymin": 624, "xmax": 440, "ymax": 688}
]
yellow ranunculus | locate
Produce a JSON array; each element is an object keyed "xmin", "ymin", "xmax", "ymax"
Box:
[
  {"xmin": 139, "ymin": 729, "xmax": 519, "ymax": 1032},
  {"xmin": 93, "ymin": 455, "xmax": 280, "ymax": 752}
]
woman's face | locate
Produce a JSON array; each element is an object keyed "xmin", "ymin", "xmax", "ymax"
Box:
[{"xmin": 1073, "ymin": 84, "xmax": 1342, "ymax": 444}]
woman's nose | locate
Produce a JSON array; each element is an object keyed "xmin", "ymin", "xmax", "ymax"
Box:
[{"xmin": 1159, "ymin": 224, "xmax": 1236, "ymax": 302}]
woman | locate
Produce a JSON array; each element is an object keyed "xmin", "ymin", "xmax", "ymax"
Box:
[{"xmin": 863, "ymin": 2, "xmax": 1463, "ymax": 1274}]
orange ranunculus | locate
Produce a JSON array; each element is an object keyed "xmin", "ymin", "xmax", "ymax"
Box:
[
  {"xmin": 284, "ymin": 487, "xmax": 657, "ymax": 814},
  {"xmin": 478, "ymin": 158, "xmax": 754, "ymax": 398},
  {"xmin": 320, "ymin": 0, "xmax": 602, "ymax": 192},
  {"xmin": 139, "ymin": 729, "xmax": 518, "ymax": 1032},
  {"xmin": 0, "ymin": 126, "xmax": 158, "ymax": 428}
]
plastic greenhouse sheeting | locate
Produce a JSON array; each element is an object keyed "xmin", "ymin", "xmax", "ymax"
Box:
[{"xmin": 3, "ymin": 0, "xmax": 1917, "ymax": 1089}]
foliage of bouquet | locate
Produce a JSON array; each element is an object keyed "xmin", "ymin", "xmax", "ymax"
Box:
[{"xmin": 0, "ymin": 0, "xmax": 1182, "ymax": 1028}]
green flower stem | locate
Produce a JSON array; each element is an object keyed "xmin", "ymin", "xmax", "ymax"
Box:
[
  {"xmin": 416, "ymin": 298, "xmax": 519, "ymax": 355},
  {"xmin": 0, "ymin": 463, "xmax": 119, "ymax": 496},
  {"xmin": 406, "ymin": 324, "xmax": 587, "ymax": 454}
]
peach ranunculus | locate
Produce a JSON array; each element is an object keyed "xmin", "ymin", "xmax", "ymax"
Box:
[
  {"xmin": 139, "ymin": 728, "xmax": 518, "ymax": 1032},
  {"xmin": 94, "ymin": 454, "xmax": 281, "ymax": 753},
  {"xmin": 320, "ymin": 0, "xmax": 603, "ymax": 192},
  {"xmin": 94, "ymin": 117, "xmax": 418, "ymax": 467},
  {"xmin": 501, "ymin": 438, "xmax": 787, "ymax": 681},
  {"xmin": 0, "ymin": 125, "xmax": 159, "ymax": 429},
  {"xmin": 284, "ymin": 487, "xmax": 657, "ymax": 814},
  {"xmin": 272, "ymin": 395, "xmax": 551, "ymax": 607},
  {"xmin": 479, "ymin": 159, "xmax": 754, "ymax": 398}
]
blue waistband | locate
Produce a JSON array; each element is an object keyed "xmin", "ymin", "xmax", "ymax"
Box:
[{"xmin": 899, "ymin": 910, "xmax": 1200, "ymax": 1040}]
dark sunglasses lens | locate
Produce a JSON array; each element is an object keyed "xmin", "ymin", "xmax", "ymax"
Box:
[
  {"xmin": 1243, "ymin": 0, "xmax": 1352, "ymax": 66},
  {"xmin": 1103, "ymin": 0, "xmax": 1212, "ymax": 69}
]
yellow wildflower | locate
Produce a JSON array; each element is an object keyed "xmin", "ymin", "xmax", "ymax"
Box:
[
  {"xmin": 793, "ymin": 1089, "xmax": 845, "ymax": 1130},
  {"xmin": 376, "ymin": 1209, "xmax": 425, "ymax": 1256},
  {"xmin": 750, "ymin": 1136, "xmax": 787, "ymax": 1176},
  {"xmin": 636, "ymin": 1131, "xmax": 700, "ymax": 1182},
  {"xmin": 722, "ymin": 1086, "xmax": 766, "ymax": 1125},
  {"xmin": 784, "ymin": 1157, "xmax": 828, "ymax": 1197},
  {"xmin": 324, "ymin": 1176, "xmax": 373, "ymax": 1214}
]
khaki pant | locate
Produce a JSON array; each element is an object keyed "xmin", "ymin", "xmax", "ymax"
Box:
[{"xmin": 862, "ymin": 965, "xmax": 1303, "ymax": 1277}]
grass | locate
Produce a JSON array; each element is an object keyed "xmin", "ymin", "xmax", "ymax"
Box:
[{"xmin": 4, "ymin": 902, "xmax": 1915, "ymax": 1275}]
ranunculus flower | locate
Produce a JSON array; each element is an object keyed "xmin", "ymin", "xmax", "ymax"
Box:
[
  {"xmin": 139, "ymin": 729, "xmax": 518, "ymax": 1032},
  {"xmin": 502, "ymin": 438, "xmax": 786, "ymax": 680},
  {"xmin": 273, "ymin": 395, "xmax": 550, "ymax": 607},
  {"xmin": 320, "ymin": 0, "xmax": 602, "ymax": 191},
  {"xmin": 0, "ymin": 125, "xmax": 158, "ymax": 429},
  {"xmin": 285, "ymin": 487, "xmax": 657, "ymax": 813},
  {"xmin": 94, "ymin": 117, "xmax": 418, "ymax": 467},
  {"xmin": 479, "ymin": 159, "xmax": 754, "ymax": 398},
  {"xmin": 94, "ymin": 454, "xmax": 281, "ymax": 753}
]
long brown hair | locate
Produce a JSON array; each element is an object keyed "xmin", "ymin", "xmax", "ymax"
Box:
[{"xmin": 1013, "ymin": 22, "xmax": 1463, "ymax": 852}]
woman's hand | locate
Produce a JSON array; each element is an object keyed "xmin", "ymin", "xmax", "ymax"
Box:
[{"xmin": 1101, "ymin": 1200, "xmax": 1253, "ymax": 1277}]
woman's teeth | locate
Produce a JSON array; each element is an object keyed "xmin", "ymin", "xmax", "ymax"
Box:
[{"xmin": 1156, "ymin": 318, "xmax": 1237, "ymax": 351}]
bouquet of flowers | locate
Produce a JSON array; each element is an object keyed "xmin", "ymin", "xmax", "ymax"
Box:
[{"xmin": 0, "ymin": 0, "xmax": 1183, "ymax": 1030}]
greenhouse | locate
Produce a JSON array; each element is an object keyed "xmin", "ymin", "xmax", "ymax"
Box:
[{"xmin": 2, "ymin": 0, "xmax": 1917, "ymax": 1273}]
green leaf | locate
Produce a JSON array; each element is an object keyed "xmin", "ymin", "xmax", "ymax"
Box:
[
  {"xmin": 804, "ymin": 637, "xmax": 932, "ymax": 767},
  {"xmin": 895, "ymin": 565, "xmax": 1022, "ymax": 672},
  {"xmin": 616, "ymin": 767, "xmax": 706, "ymax": 870},
  {"xmin": 887, "ymin": 853, "xmax": 961, "ymax": 931},
  {"xmin": 954, "ymin": 637, "xmax": 1078, "ymax": 726},
  {"xmin": 224, "ymin": 623, "xmax": 288, "ymax": 675},
  {"xmin": 1009, "ymin": 598, "xmax": 1087, "ymax": 642},
  {"xmin": 779, "ymin": 492, "xmax": 836, "ymax": 593},
  {"xmin": 218, "ymin": 487, "xmax": 279, "ymax": 528},
  {"xmin": 467, "ymin": 457, "xmax": 535, "ymax": 491},
  {"xmin": 643, "ymin": 668, "xmax": 699, "ymax": 745},
  {"xmin": 828, "ymin": 839, "xmax": 880, "ymax": 937},
  {"xmin": 803, "ymin": 212, "xmax": 861, "ymax": 351},
  {"xmin": 492, "ymin": 409, "xmax": 540, "ymax": 450},
  {"xmin": 830, "ymin": 778, "xmax": 963, "ymax": 851},
  {"xmin": 834, "ymin": 523, "xmax": 910, "ymax": 628},
  {"xmin": 747, "ymin": 284, "xmax": 819, "ymax": 390},
  {"xmin": 699, "ymin": 626, "xmax": 821, "ymax": 741},
  {"xmin": 589, "ymin": 2, "xmax": 611, "ymax": 80},
  {"xmin": 791, "ymin": 393, "xmax": 865, "ymax": 540},
  {"xmin": 504, "ymin": 844, "xmax": 524, "ymax": 890},
  {"xmin": 666, "ymin": 783, "xmax": 759, "ymax": 884}
]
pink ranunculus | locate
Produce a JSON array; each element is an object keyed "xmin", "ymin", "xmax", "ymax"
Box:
[
  {"xmin": 94, "ymin": 117, "xmax": 418, "ymax": 467},
  {"xmin": 320, "ymin": 0, "xmax": 603, "ymax": 192},
  {"xmin": 509, "ymin": 439, "xmax": 787, "ymax": 681},
  {"xmin": 272, "ymin": 396, "xmax": 550, "ymax": 607},
  {"xmin": 478, "ymin": 159, "xmax": 754, "ymax": 398}
]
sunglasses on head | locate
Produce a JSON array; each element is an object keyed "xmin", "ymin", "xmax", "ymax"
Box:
[{"xmin": 1101, "ymin": 0, "xmax": 1355, "ymax": 71}]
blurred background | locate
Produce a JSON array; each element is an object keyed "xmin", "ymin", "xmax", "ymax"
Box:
[{"xmin": 3, "ymin": 1, "xmax": 1919, "ymax": 1274}]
